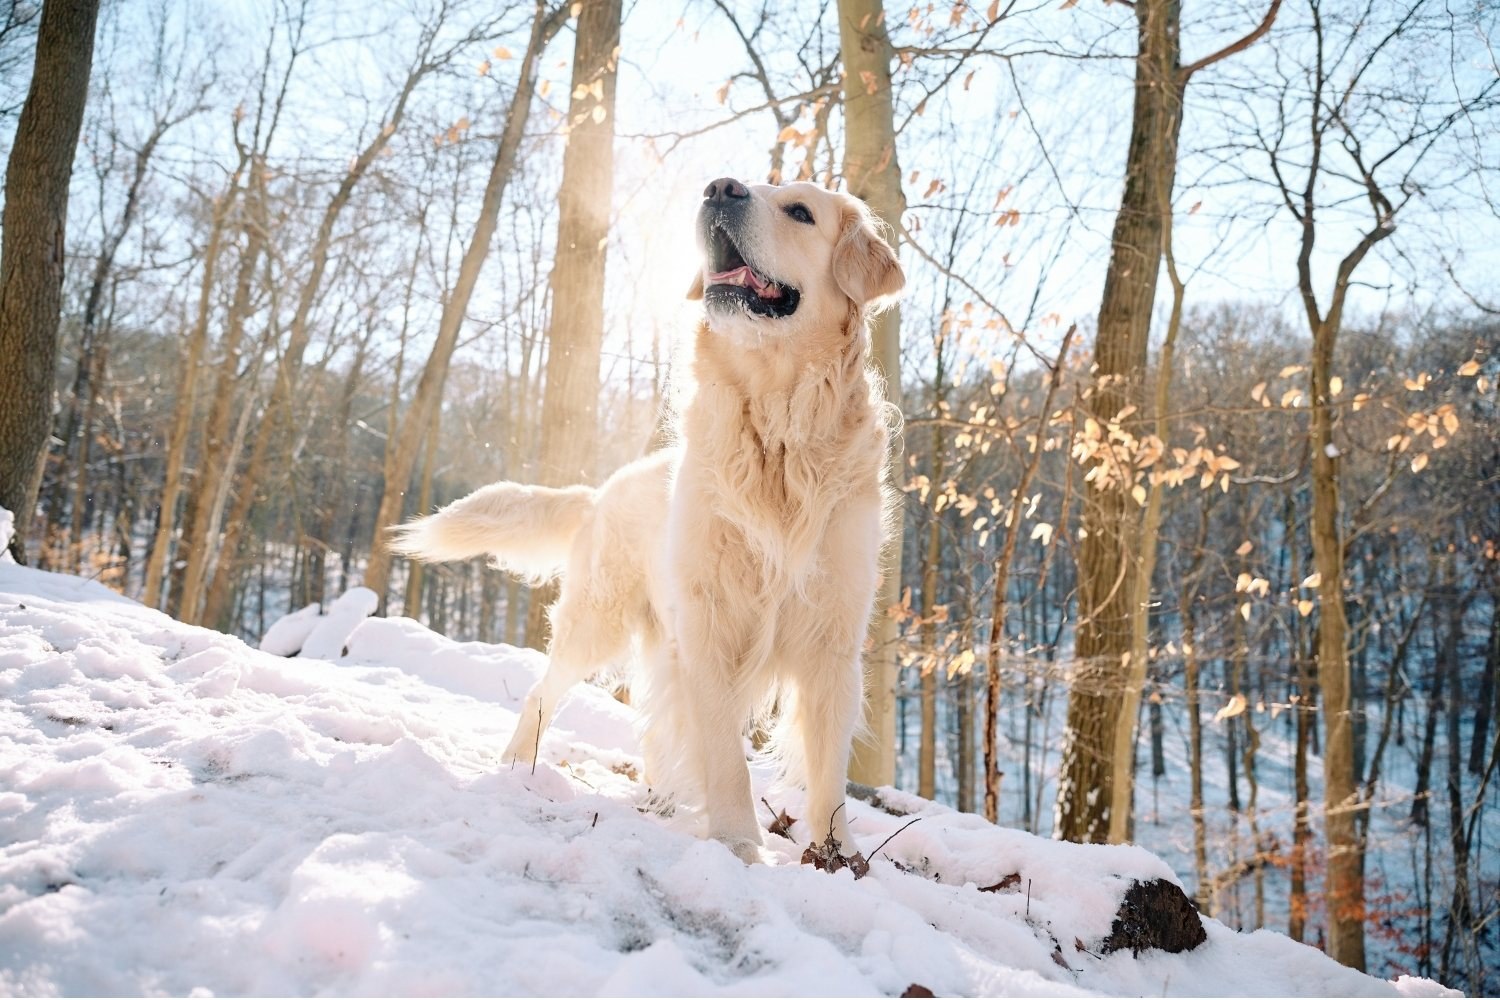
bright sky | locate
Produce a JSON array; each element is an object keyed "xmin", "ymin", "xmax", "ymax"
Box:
[{"xmin": 33, "ymin": 0, "xmax": 1500, "ymax": 393}]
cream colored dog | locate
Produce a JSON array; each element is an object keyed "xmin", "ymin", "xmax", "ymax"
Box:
[{"xmin": 391, "ymin": 178, "xmax": 903, "ymax": 862}]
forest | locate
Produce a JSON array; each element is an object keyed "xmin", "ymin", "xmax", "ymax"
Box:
[{"xmin": 0, "ymin": 0, "xmax": 1495, "ymax": 991}]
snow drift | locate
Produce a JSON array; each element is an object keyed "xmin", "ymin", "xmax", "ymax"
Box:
[{"xmin": 0, "ymin": 555, "xmax": 1458, "ymax": 997}]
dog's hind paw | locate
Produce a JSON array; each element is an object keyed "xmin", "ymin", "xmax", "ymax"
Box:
[{"xmin": 500, "ymin": 729, "xmax": 540, "ymax": 768}]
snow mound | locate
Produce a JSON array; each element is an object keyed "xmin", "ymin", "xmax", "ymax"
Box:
[{"xmin": 0, "ymin": 558, "xmax": 1457, "ymax": 997}]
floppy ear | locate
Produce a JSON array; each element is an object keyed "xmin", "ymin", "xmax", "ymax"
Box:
[
  {"xmin": 686, "ymin": 271, "xmax": 705, "ymax": 301},
  {"xmin": 833, "ymin": 212, "xmax": 905, "ymax": 310}
]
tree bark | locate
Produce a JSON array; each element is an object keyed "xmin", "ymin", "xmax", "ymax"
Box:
[
  {"xmin": 533, "ymin": 0, "xmax": 621, "ymax": 488},
  {"xmin": 1058, "ymin": 0, "xmax": 1182, "ymax": 844},
  {"xmin": 1288, "ymin": 496, "xmax": 1313, "ymax": 941},
  {"xmin": 838, "ymin": 0, "xmax": 906, "ymax": 790},
  {"xmin": 0, "ymin": 0, "xmax": 101, "ymax": 563}
]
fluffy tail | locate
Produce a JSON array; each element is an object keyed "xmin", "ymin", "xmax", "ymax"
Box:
[{"xmin": 387, "ymin": 481, "xmax": 595, "ymax": 583}]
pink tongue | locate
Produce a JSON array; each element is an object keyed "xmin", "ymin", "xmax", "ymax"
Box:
[{"xmin": 707, "ymin": 265, "xmax": 780, "ymax": 298}]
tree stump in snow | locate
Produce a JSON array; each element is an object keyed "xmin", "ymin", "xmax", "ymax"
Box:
[{"xmin": 1102, "ymin": 878, "xmax": 1206, "ymax": 955}]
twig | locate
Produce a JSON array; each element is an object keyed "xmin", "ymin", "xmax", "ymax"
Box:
[
  {"xmin": 870, "ymin": 817, "xmax": 925, "ymax": 862},
  {"xmin": 531, "ymin": 703, "xmax": 542, "ymax": 776}
]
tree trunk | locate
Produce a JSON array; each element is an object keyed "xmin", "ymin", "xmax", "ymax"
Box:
[
  {"xmin": 838, "ymin": 0, "xmax": 906, "ymax": 789},
  {"xmin": 917, "ymin": 340, "xmax": 946, "ymax": 800},
  {"xmin": 986, "ymin": 328, "xmax": 1075, "ymax": 823},
  {"xmin": 917, "ymin": 525, "xmax": 938, "ymax": 799},
  {"xmin": 533, "ymin": 0, "xmax": 621, "ymax": 488},
  {"xmin": 54, "ymin": 123, "xmax": 169, "ymax": 573},
  {"xmin": 0, "ymin": 0, "xmax": 101, "ymax": 564},
  {"xmin": 1437, "ymin": 570, "xmax": 1473, "ymax": 984},
  {"xmin": 404, "ymin": 404, "xmax": 442, "ymax": 615},
  {"xmin": 1059, "ymin": 0, "xmax": 1182, "ymax": 844},
  {"xmin": 142, "ymin": 152, "xmax": 247, "ymax": 609},
  {"xmin": 1181, "ymin": 507, "xmax": 1209, "ymax": 910},
  {"xmin": 363, "ymin": 0, "xmax": 569, "ymax": 605},
  {"xmin": 1471, "ymin": 600, "xmax": 1498, "ymax": 775},
  {"xmin": 197, "ymin": 39, "xmax": 445, "ymax": 628},
  {"xmin": 173, "ymin": 165, "xmax": 269, "ymax": 619},
  {"xmin": 956, "ymin": 643, "xmax": 974, "ymax": 813},
  {"xmin": 1308, "ymin": 325, "xmax": 1364, "ymax": 967}
]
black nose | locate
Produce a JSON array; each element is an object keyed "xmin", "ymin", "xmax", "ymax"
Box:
[{"xmin": 704, "ymin": 177, "xmax": 749, "ymax": 203}]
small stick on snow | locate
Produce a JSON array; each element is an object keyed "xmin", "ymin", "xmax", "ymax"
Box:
[
  {"xmin": 531, "ymin": 704, "xmax": 542, "ymax": 776},
  {"xmin": 869, "ymin": 817, "xmax": 924, "ymax": 863}
]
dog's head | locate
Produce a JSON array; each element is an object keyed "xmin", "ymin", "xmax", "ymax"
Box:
[{"xmin": 687, "ymin": 178, "xmax": 904, "ymax": 343}]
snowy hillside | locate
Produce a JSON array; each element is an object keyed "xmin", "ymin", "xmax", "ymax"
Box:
[{"xmin": 0, "ymin": 559, "xmax": 1459, "ymax": 997}]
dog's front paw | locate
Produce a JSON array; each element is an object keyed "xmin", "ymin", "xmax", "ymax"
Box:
[{"xmin": 715, "ymin": 834, "xmax": 768, "ymax": 865}]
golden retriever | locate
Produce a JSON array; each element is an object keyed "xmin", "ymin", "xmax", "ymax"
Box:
[{"xmin": 390, "ymin": 178, "xmax": 904, "ymax": 862}]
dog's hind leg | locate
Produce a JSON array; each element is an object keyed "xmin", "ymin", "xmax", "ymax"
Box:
[{"xmin": 502, "ymin": 591, "xmax": 630, "ymax": 766}]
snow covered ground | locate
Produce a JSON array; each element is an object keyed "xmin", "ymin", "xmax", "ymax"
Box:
[{"xmin": 0, "ymin": 555, "xmax": 1461, "ymax": 996}]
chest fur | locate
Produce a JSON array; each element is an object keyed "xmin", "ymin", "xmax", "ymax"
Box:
[{"xmin": 683, "ymin": 363, "xmax": 886, "ymax": 561}]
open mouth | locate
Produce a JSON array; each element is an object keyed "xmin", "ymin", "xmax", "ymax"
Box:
[{"xmin": 703, "ymin": 224, "xmax": 800, "ymax": 319}]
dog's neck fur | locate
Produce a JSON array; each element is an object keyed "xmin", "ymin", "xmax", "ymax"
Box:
[{"xmin": 681, "ymin": 305, "xmax": 888, "ymax": 586}]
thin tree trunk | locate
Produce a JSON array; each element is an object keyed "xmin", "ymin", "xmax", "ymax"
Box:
[
  {"xmin": 838, "ymin": 0, "xmax": 906, "ymax": 788},
  {"xmin": 917, "ymin": 329, "xmax": 947, "ymax": 800},
  {"xmin": 198, "ymin": 36, "xmax": 448, "ymax": 628},
  {"xmin": 956, "ymin": 633, "xmax": 974, "ymax": 812},
  {"xmin": 142, "ymin": 149, "xmax": 247, "ymax": 609},
  {"xmin": 1108, "ymin": 72, "xmax": 1191, "ymax": 840},
  {"xmin": 1438, "ymin": 570, "xmax": 1473, "ymax": 984},
  {"xmin": 1182, "ymin": 506, "xmax": 1209, "ymax": 910},
  {"xmin": 986, "ymin": 327, "xmax": 1075, "ymax": 822},
  {"xmin": 0, "ymin": 0, "xmax": 101, "ymax": 564},
  {"xmin": 173, "ymin": 162, "xmax": 269, "ymax": 618},
  {"xmin": 1308, "ymin": 309, "xmax": 1373, "ymax": 972},
  {"xmin": 404, "ymin": 404, "xmax": 442, "ymax": 615},
  {"xmin": 1471, "ymin": 601, "xmax": 1498, "ymax": 775},
  {"xmin": 531, "ymin": 0, "xmax": 621, "ymax": 488},
  {"xmin": 917, "ymin": 524, "xmax": 939, "ymax": 798},
  {"xmin": 364, "ymin": 0, "xmax": 569, "ymax": 605},
  {"xmin": 57, "ymin": 121, "xmax": 173, "ymax": 572}
]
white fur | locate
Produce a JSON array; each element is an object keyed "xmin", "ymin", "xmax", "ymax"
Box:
[{"xmin": 393, "ymin": 181, "xmax": 905, "ymax": 863}]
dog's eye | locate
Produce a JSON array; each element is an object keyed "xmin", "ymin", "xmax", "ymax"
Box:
[{"xmin": 783, "ymin": 203, "xmax": 815, "ymax": 225}]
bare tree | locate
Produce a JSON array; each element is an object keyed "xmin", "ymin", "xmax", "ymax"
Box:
[
  {"xmin": 1058, "ymin": 0, "xmax": 1279, "ymax": 845},
  {"xmin": 1248, "ymin": 0, "xmax": 1497, "ymax": 967},
  {"xmin": 189, "ymin": 7, "xmax": 501, "ymax": 627},
  {"xmin": 0, "ymin": 0, "xmax": 101, "ymax": 562},
  {"xmin": 363, "ymin": 0, "xmax": 568, "ymax": 606},
  {"xmin": 141, "ymin": 124, "xmax": 249, "ymax": 608},
  {"xmin": 837, "ymin": 0, "xmax": 906, "ymax": 789}
]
